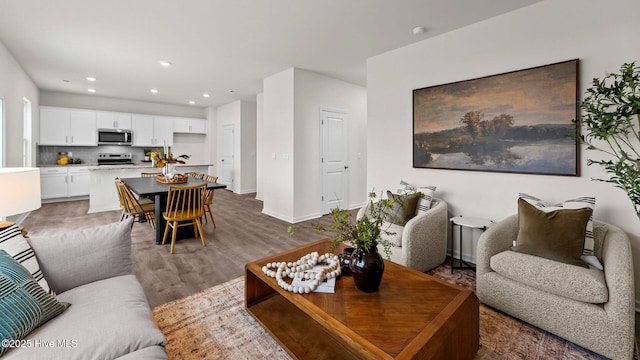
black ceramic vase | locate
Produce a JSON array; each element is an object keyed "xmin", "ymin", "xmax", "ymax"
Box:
[{"xmin": 349, "ymin": 244, "xmax": 384, "ymax": 292}]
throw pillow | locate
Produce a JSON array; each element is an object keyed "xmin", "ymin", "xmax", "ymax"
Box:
[
  {"xmin": 0, "ymin": 250, "xmax": 70, "ymax": 356},
  {"xmin": 27, "ymin": 217, "xmax": 134, "ymax": 294},
  {"xmin": 518, "ymin": 193, "xmax": 601, "ymax": 269},
  {"xmin": 0, "ymin": 224, "xmax": 51, "ymax": 294},
  {"xmin": 512, "ymin": 198, "xmax": 592, "ymax": 268},
  {"xmin": 386, "ymin": 191, "xmax": 420, "ymax": 225},
  {"xmin": 415, "ymin": 185, "xmax": 437, "ymax": 214}
]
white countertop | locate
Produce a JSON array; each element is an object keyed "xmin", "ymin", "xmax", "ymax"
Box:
[{"xmin": 38, "ymin": 163, "xmax": 213, "ymax": 170}]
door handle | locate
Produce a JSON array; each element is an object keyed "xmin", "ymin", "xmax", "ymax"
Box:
[{"xmin": 344, "ymin": 166, "xmax": 349, "ymax": 169}]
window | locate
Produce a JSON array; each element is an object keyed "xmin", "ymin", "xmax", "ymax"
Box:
[{"xmin": 23, "ymin": 98, "xmax": 32, "ymax": 167}]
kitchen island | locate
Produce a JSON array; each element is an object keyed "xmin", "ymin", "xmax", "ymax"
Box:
[{"xmin": 88, "ymin": 163, "xmax": 213, "ymax": 213}]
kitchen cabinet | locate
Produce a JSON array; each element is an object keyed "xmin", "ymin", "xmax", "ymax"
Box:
[
  {"xmin": 174, "ymin": 117, "xmax": 207, "ymax": 134},
  {"xmin": 40, "ymin": 107, "xmax": 97, "ymax": 146},
  {"xmin": 97, "ymin": 111, "xmax": 132, "ymax": 130},
  {"xmin": 40, "ymin": 166, "xmax": 90, "ymax": 200},
  {"xmin": 132, "ymin": 114, "xmax": 173, "ymax": 147}
]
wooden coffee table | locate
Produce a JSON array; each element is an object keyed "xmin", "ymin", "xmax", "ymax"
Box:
[{"xmin": 245, "ymin": 239, "xmax": 479, "ymax": 359}]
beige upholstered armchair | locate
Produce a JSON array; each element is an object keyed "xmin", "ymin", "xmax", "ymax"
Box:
[
  {"xmin": 357, "ymin": 197, "xmax": 448, "ymax": 272},
  {"xmin": 477, "ymin": 215, "xmax": 635, "ymax": 360}
]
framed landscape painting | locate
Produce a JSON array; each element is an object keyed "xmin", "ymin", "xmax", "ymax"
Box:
[{"xmin": 413, "ymin": 59, "xmax": 579, "ymax": 176}]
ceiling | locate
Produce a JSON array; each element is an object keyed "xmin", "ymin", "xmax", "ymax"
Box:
[{"xmin": 0, "ymin": 0, "xmax": 541, "ymax": 108}]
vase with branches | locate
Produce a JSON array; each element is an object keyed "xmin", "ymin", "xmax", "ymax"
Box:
[{"xmin": 575, "ymin": 61, "xmax": 640, "ymax": 219}]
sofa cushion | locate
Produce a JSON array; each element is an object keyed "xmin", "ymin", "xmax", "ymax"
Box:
[
  {"xmin": 490, "ymin": 250, "xmax": 608, "ymax": 303},
  {"xmin": 27, "ymin": 218, "xmax": 134, "ymax": 294},
  {"xmin": 513, "ymin": 198, "xmax": 591, "ymax": 268},
  {"xmin": 386, "ymin": 191, "xmax": 420, "ymax": 225},
  {"xmin": 0, "ymin": 224, "xmax": 50, "ymax": 293},
  {"xmin": 0, "ymin": 250, "xmax": 69, "ymax": 356},
  {"xmin": 115, "ymin": 346, "xmax": 168, "ymax": 360},
  {"xmin": 519, "ymin": 193, "xmax": 600, "ymax": 269},
  {"xmin": 4, "ymin": 275, "xmax": 166, "ymax": 360}
]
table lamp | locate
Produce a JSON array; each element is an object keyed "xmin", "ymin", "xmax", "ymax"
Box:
[{"xmin": 0, "ymin": 168, "xmax": 41, "ymax": 227}]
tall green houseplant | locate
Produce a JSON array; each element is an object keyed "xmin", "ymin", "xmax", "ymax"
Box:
[{"xmin": 577, "ymin": 61, "xmax": 640, "ymax": 219}]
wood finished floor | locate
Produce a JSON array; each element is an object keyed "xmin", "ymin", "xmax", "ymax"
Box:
[{"xmin": 22, "ymin": 189, "xmax": 340, "ymax": 308}]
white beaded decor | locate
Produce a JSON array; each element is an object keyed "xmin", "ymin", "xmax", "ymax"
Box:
[{"xmin": 261, "ymin": 252, "xmax": 341, "ymax": 294}]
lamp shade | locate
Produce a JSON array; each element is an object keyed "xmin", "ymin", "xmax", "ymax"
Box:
[{"xmin": 0, "ymin": 168, "xmax": 41, "ymax": 217}]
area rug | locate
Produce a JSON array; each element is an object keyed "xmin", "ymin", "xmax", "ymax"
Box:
[{"xmin": 152, "ymin": 263, "xmax": 622, "ymax": 359}]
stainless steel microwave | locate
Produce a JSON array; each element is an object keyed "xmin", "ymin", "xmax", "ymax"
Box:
[{"xmin": 97, "ymin": 129, "xmax": 132, "ymax": 145}]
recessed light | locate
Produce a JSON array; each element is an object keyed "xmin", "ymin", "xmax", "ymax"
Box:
[
  {"xmin": 88, "ymin": 88, "xmax": 96, "ymax": 93},
  {"xmin": 150, "ymin": 89, "xmax": 159, "ymax": 94},
  {"xmin": 86, "ymin": 76, "xmax": 97, "ymax": 82},
  {"xmin": 412, "ymin": 26, "xmax": 427, "ymax": 35},
  {"xmin": 202, "ymin": 93, "xmax": 210, "ymax": 98},
  {"xmin": 159, "ymin": 60, "xmax": 172, "ymax": 67},
  {"xmin": 188, "ymin": 100, "xmax": 195, "ymax": 105}
]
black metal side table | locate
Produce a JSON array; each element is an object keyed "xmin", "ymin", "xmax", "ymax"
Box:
[{"xmin": 449, "ymin": 216, "xmax": 492, "ymax": 273}]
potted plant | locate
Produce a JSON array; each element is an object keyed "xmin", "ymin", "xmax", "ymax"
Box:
[
  {"xmin": 575, "ymin": 61, "xmax": 640, "ymax": 219},
  {"xmin": 290, "ymin": 191, "xmax": 412, "ymax": 292}
]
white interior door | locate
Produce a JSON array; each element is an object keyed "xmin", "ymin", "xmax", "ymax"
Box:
[
  {"xmin": 221, "ymin": 124, "xmax": 234, "ymax": 188},
  {"xmin": 322, "ymin": 110, "xmax": 349, "ymax": 214}
]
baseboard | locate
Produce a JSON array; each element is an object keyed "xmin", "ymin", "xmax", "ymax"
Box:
[
  {"xmin": 236, "ymin": 189, "xmax": 257, "ymax": 195},
  {"xmin": 348, "ymin": 201, "xmax": 366, "ymax": 211},
  {"xmin": 292, "ymin": 212, "xmax": 322, "ymax": 223},
  {"xmin": 88, "ymin": 204, "xmax": 121, "ymax": 214},
  {"xmin": 261, "ymin": 209, "xmax": 294, "ymax": 223}
]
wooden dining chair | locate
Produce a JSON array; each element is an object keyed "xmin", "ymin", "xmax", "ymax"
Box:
[
  {"xmin": 141, "ymin": 172, "xmax": 162, "ymax": 177},
  {"xmin": 115, "ymin": 178, "xmax": 156, "ymax": 230},
  {"xmin": 162, "ymin": 183, "xmax": 206, "ymax": 254},
  {"xmin": 202, "ymin": 175, "xmax": 219, "ymax": 228}
]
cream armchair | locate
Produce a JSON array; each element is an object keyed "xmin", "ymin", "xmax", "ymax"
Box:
[
  {"xmin": 476, "ymin": 215, "xmax": 635, "ymax": 360},
  {"xmin": 357, "ymin": 197, "xmax": 448, "ymax": 272}
]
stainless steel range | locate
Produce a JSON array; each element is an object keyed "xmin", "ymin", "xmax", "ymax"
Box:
[{"xmin": 97, "ymin": 153, "xmax": 134, "ymax": 166}]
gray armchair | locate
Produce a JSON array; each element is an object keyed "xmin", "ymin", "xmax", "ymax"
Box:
[
  {"xmin": 477, "ymin": 215, "xmax": 635, "ymax": 360},
  {"xmin": 357, "ymin": 197, "xmax": 448, "ymax": 272}
]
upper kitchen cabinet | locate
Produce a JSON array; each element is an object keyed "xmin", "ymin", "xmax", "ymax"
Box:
[
  {"xmin": 131, "ymin": 114, "xmax": 174, "ymax": 147},
  {"xmin": 174, "ymin": 117, "xmax": 207, "ymax": 134},
  {"xmin": 96, "ymin": 111, "xmax": 132, "ymax": 130},
  {"xmin": 40, "ymin": 106, "xmax": 97, "ymax": 146}
]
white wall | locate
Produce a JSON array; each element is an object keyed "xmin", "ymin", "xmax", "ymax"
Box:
[
  {"xmin": 262, "ymin": 69, "xmax": 295, "ymax": 220},
  {"xmin": 262, "ymin": 67, "xmax": 367, "ymax": 222},
  {"xmin": 0, "ymin": 40, "xmax": 39, "ymax": 167},
  {"xmin": 216, "ymin": 99, "xmax": 257, "ymax": 194},
  {"xmin": 367, "ymin": 0, "xmax": 640, "ymax": 303},
  {"xmin": 240, "ymin": 100, "xmax": 257, "ymax": 194},
  {"xmin": 256, "ymin": 93, "xmax": 264, "ymax": 200},
  {"xmin": 293, "ymin": 69, "xmax": 367, "ymax": 219}
]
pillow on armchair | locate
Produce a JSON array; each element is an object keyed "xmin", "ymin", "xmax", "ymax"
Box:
[
  {"xmin": 519, "ymin": 193, "xmax": 601, "ymax": 269},
  {"xmin": 512, "ymin": 198, "xmax": 592, "ymax": 268}
]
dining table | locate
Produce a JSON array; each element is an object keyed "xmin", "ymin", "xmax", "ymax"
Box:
[{"xmin": 121, "ymin": 176, "xmax": 227, "ymax": 245}]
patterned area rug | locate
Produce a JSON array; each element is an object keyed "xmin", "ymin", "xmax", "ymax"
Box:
[{"xmin": 152, "ymin": 262, "xmax": 626, "ymax": 359}]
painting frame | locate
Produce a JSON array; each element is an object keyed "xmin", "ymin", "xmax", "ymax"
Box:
[{"xmin": 413, "ymin": 59, "xmax": 580, "ymax": 176}]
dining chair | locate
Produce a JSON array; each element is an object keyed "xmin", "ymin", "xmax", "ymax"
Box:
[
  {"xmin": 115, "ymin": 178, "xmax": 156, "ymax": 230},
  {"xmin": 186, "ymin": 172, "xmax": 205, "ymax": 179},
  {"xmin": 141, "ymin": 172, "xmax": 162, "ymax": 177},
  {"xmin": 202, "ymin": 175, "xmax": 219, "ymax": 228},
  {"xmin": 162, "ymin": 183, "xmax": 206, "ymax": 254}
]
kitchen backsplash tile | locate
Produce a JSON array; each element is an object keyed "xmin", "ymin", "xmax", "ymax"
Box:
[{"xmin": 38, "ymin": 146, "xmax": 149, "ymax": 165}]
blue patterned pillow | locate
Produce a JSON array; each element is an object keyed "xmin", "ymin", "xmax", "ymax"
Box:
[{"xmin": 0, "ymin": 250, "xmax": 69, "ymax": 355}]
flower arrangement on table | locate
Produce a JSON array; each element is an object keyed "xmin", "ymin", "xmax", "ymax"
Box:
[{"xmin": 149, "ymin": 144, "xmax": 190, "ymax": 180}]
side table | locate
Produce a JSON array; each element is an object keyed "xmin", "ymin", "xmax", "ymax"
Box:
[{"xmin": 450, "ymin": 216, "xmax": 492, "ymax": 273}]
